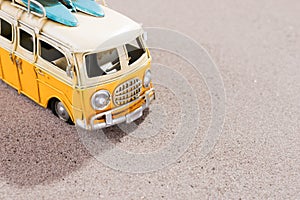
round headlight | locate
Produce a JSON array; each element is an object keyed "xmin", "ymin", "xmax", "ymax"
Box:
[
  {"xmin": 143, "ymin": 70, "xmax": 152, "ymax": 88},
  {"xmin": 91, "ymin": 90, "xmax": 111, "ymax": 110}
]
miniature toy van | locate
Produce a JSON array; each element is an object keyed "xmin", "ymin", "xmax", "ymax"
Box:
[{"xmin": 0, "ymin": 0, "xmax": 155, "ymax": 130}]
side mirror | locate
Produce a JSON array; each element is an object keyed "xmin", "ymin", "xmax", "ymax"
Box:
[
  {"xmin": 143, "ymin": 32, "xmax": 148, "ymax": 42},
  {"xmin": 66, "ymin": 64, "xmax": 74, "ymax": 79}
]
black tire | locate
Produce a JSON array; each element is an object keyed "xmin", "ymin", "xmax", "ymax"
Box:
[{"xmin": 50, "ymin": 99, "xmax": 74, "ymax": 125}]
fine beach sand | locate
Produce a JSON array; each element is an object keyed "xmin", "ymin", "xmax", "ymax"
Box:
[{"xmin": 0, "ymin": 0, "xmax": 299, "ymax": 199}]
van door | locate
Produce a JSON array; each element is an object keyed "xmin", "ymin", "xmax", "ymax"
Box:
[
  {"xmin": 14, "ymin": 25, "xmax": 39, "ymax": 102},
  {"xmin": 0, "ymin": 15, "xmax": 19, "ymax": 89},
  {"xmin": 35, "ymin": 37, "xmax": 74, "ymax": 114}
]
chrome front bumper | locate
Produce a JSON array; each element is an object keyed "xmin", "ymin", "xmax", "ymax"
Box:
[{"xmin": 76, "ymin": 88, "xmax": 155, "ymax": 130}]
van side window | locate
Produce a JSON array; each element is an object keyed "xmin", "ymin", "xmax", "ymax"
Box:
[
  {"xmin": 20, "ymin": 29, "xmax": 33, "ymax": 52},
  {"xmin": 40, "ymin": 40, "xmax": 68, "ymax": 71},
  {"xmin": 0, "ymin": 18, "xmax": 12, "ymax": 41}
]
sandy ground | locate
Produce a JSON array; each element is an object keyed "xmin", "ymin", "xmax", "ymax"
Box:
[{"xmin": 1, "ymin": 0, "xmax": 300, "ymax": 199}]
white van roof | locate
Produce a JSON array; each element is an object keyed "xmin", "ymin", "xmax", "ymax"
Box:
[
  {"xmin": 0, "ymin": 1, "xmax": 143, "ymax": 52},
  {"xmin": 42, "ymin": 7, "xmax": 143, "ymax": 52}
]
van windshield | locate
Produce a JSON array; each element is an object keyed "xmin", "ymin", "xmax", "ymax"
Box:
[
  {"xmin": 84, "ymin": 36, "xmax": 147, "ymax": 78},
  {"xmin": 126, "ymin": 37, "xmax": 146, "ymax": 65},
  {"xmin": 85, "ymin": 48, "xmax": 121, "ymax": 78}
]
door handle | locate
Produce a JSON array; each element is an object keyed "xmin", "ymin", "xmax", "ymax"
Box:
[
  {"xmin": 15, "ymin": 58, "xmax": 22, "ymax": 74},
  {"xmin": 35, "ymin": 68, "xmax": 45, "ymax": 76},
  {"xmin": 9, "ymin": 53, "xmax": 14, "ymax": 63}
]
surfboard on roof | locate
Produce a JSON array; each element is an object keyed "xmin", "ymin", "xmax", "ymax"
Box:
[
  {"xmin": 1, "ymin": 0, "xmax": 143, "ymax": 52},
  {"xmin": 14, "ymin": 0, "xmax": 104, "ymax": 27}
]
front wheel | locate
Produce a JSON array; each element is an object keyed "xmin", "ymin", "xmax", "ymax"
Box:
[{"xmin": 51, "ymin": 100, "xmax": 73, "ymax": 125}]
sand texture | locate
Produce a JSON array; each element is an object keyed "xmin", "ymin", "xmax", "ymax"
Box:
[{"xmin": 0, "ymin": 0, "xmax": 299, "ymax": 199}]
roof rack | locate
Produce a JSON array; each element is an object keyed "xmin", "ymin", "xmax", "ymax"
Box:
[
  {"xmin": 100, "ymin": 0, "xmax": 107, "ymax": 7},
  {"xmin": 11, "ymin": 0, "xmax": 46, "ymax": 18}
]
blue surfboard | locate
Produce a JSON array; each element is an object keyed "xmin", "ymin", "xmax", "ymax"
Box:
[
  {"xmin": 18, "ymin": 0, "xmax": 104, "ymax": 26},
  {"xmin": 72, "ymin": 0, "xmax": 105, "ymax": 17},
  {"xmin": 21, "ymin": 0, "xmax": 79, "ymax": 27}
]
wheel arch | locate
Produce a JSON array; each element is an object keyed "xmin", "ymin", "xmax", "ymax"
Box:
[{"xmin": 47, "ymin": 96, "xmax": 75, "ymax": 123}]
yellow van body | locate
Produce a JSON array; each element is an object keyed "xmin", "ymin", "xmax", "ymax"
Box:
[{"xmin": 0, "ymin": 0, "xmax": 155, "ymax": 130}]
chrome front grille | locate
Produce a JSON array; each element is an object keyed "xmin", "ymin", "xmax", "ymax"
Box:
[{"xmin": 113, "ymin": 78, "xmax": 142, "ymax": 106}]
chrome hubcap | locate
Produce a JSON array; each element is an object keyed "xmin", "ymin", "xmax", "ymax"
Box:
[{"xmin": 55, "ymin": 102, "xmax": 69, "ymax": 121}]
